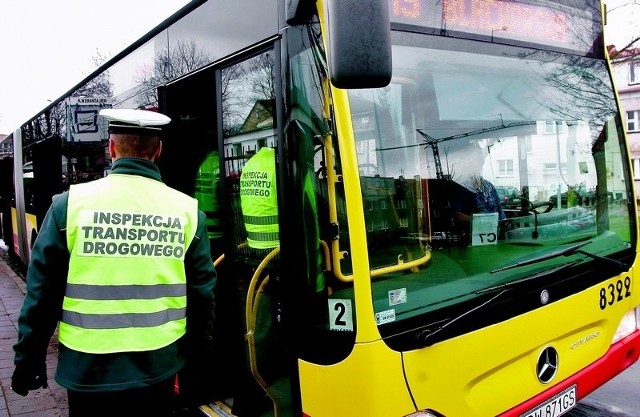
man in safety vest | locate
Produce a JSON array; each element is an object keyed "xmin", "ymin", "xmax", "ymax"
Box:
[
  {"xmin": 240, "ymin": 147, "xmax": 279, "ymax": 249},
  {"xmin": 195, "ymin": 150, "xmax": 223, "ymax": 254},
  {"xmin": 11, "ymin": 108, "xmax": 217, "ymax": 416}
]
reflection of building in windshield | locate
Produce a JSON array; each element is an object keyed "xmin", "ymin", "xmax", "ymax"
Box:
[
  {"xmin": 348, "ymin": 37, "xmax": 615, "ymax": 199},
  {"xmin": 347, "ymin": 36, "xmax": 625, "ymax": 251},
  {"xmin": 351, "ymin": 82, "xmax": 600, "ymax": 209}
]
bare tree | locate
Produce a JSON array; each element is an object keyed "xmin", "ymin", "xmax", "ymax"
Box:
[
  {"xmin": 134, "ymin": 39, "xmax": 212, "ymax": 108},
  {"xmin": 221, "ymin": 64, "xmax": 245, "ymax": 135},
  {"xmin": 222, "ymin": 51, "xmax": 276, "ymax": 136},
  {"xmin": 607, "ymin": 0, "xmax": 640, "ymax": 58},
  {"xmin": 72, "ymin": 51, "xmax": 113, "ymax": 99},
  {"xmin": 244, "ymin": 51, "xmax": 276, "ymax": 101},
  {"xmin": 544, "ymin": 57, "xmax": 616, "ymax": 125},
  {"xmin": 20, "ymin": 51, "xmax": 113, "ymax": 147}
]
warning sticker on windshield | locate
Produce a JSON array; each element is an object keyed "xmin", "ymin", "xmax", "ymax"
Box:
[
  {"xmin": 388, "ymin": 288, "xmax": 407, "ymax": 306},
  {"xmin": 375, "ymin": 309, "xmax": 396, "ymax": 325}
]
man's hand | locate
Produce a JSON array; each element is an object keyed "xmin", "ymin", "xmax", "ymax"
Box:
[{"xmin": 11, "ymin": 363, "xmax": 48, "ymax": 396}]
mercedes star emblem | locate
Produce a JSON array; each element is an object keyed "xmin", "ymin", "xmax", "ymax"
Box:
[
  {"xmin": 536, "ymin": 346, "xmax": 559, "ymax": 384},
  {"xmin": 540, "ymin": 289, "xmax": 550, "ymax": 305}
]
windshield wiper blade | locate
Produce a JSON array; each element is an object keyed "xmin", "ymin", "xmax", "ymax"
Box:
[
  {"xmin": 417, "ymin": 242, "xmax": 628, "ymax": 347},
  {"xmin": 491, "ymin": 241, "xmax": 591, "ymax": 273},
  {"xmin": 417, "ymin": 261, "xmax": 577, "ymax": 347},
  {"xmin": 416, "ymin": 288, "xmax": 509, "ymax": 347},
  {"xmin": 478, "ymin": 261, "xmax": 578, "ymax": 295},
  {"xmin": 572, "ymin": 249, "xmax": 627, "ymax": 271}
]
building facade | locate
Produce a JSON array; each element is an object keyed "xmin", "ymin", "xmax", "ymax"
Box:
[
  {"xmin": 0, "ymin": 134, "xmax": 12, "ymax": 158},
  {"xmin": 611, "ymin": 47, "xmax": 640, "ymax": 210}
]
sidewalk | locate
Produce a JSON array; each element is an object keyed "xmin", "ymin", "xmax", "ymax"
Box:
[{"xmin": 0, "ymin": 249, "xmax": 68, "ymax": 417}]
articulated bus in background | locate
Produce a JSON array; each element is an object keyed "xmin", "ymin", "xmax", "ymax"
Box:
[{"xmin": 4, "ymin": 0, "xmax": 640, "ymax": 415}]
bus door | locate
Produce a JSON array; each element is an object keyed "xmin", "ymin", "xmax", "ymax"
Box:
[
  {"xmin": 216, "ymin": 46, "xmax": 295, "ymax": 417},
  {"xmin": 158, "ymin": 65, "xmax": 241, "ymax": 407},
  {"xmin": 159, "ymin": 45, "xmax": 294, "ymax": 416}
]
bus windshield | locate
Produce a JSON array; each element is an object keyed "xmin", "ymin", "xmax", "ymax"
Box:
[{"xmin": 347, "ymin": 32, "xmax": 635, "ymax": 345}]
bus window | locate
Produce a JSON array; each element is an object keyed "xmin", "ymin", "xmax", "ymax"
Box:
[{"xmin": 347, "ymin": 34, "xmax": 634, "ymax": 349}]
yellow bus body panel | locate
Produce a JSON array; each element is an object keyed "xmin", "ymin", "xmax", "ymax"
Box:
[
  {"xmin": 402, "ymin": 274, "xmax": 634, "ymax": 416},
  {"xmin": 299, "ymin": 271, "xmax": 637, "ymax": 417},
  {"xmin": 10, "ymin": 207, "xmax": 37, "ymax": 260},
  {"xmin": 26, "ymin": 212, "xmax": 36, "ymax": 251},
  {"xmin": 299, "ymin": 339, "xmax": 416, "ymax": 417},
  {"xmin": 10, "ymin": 208, "xmax": 20, "ymax": 257}
]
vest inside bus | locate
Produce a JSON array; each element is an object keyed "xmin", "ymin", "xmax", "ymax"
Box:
[
  {"xmin": 240, "ymin": 147, "xmax": 279, "ymax": 249},
  {"xmin": 195, "ymin": 151, "xmax": 222, "ymax": 242}
]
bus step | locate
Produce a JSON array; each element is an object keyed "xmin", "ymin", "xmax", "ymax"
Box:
[{"xmin": 198, "ymin": 401, "xmax": 236, "ymax": 417}]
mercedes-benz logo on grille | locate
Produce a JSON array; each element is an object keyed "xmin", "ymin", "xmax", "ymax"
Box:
[
  {"xmin": 536, "ymin": 346, "xmax": 559, "ymax": 384},
  {"xmin": 540, "ymin": 289, "xmax": 550, "ymax": 305}
]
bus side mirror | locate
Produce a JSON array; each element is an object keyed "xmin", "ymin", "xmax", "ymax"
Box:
[{"xmin": 325, "ymin": 0, "xmax": 392, "ymax": 89}]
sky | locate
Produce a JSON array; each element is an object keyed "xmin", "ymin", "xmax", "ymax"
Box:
[
  {"xmin": 0, "ymin": 0, "xmax": 639, "ymax": 135},
  {"xmin": 0, "ymin": 0, "xmax": 191, "ymax": 135},
  {"xmin": 606, "ymin": 0, "xmax": 640, "ymax": 47}
]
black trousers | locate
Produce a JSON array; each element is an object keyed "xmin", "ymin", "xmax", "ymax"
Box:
[{"xmin": 67, "ymin": 376, "xmax": 175, "ymax": 417}]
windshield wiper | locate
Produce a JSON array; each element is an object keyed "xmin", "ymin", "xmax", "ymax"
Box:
[
  {"xmin": 416, "ymin": 261, "xmax": 576, "ymax": 347},
  {"xmin": 478, "ymin": 261, "xmax": 578, "ymax": 295},
  {"xmin": 416, "ymin": 242, "xmax": 628, "ymax": 347},
  {"xmin": 571, "ymin": 248, "xmax": 627, "ymax": 271},
  {"xmin": 491, "ymin": 241, "xmax": 591, "ymax": 273},
  {"xmin": 491, "ymin": 240, "xmax": 627, "ymax": 274},
  {"xmin": 415, "ymin": 288, "xmax": 509, "ymax": 347}
]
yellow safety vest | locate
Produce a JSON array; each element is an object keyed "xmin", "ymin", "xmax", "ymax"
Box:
[
  {"xmin": 195, "ymin": 151, "xmax": 222, "ymax": 240},
  {"xmin": 240, "ymin": 147, "xmax": 279, "ymax": 249},
  {"xmin": 61, "ymin": 173, "xmax": 198, "ymax": 354}
]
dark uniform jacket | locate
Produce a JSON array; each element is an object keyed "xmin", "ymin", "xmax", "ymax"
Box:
[{"xmin": 13, "ymin": 157, "xmax": 217, "ymax": 392}]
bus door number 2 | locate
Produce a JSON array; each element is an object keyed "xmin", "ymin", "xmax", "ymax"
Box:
[
  {"xmin": 329, "ymin": 299, "xmax": 354, "ymax": 331},
  {"xmin": 599, "ymin": 277, "xmax": 631, "ymax": 310}
]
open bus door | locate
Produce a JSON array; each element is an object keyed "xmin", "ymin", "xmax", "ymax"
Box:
[{"xmin": 158, "ymin": 65, "xmax": 270, "ymax": 415}]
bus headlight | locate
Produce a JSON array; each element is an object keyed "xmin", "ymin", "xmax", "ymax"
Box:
[{"xmin": 612, "ymin": 307, "xmax": 639, "ymax": 344}]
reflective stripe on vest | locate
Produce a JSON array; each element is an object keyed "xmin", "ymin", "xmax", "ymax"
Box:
[
  {"xmin": 240, "ymin": 148, "xmax": 279, "ymax": 249},
  {"xmin": 61, "ymin": 174, "xmax": 198, "ymax": 354}
]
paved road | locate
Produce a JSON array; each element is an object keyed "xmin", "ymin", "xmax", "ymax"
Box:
[
  {"xmin": 567, "ymin": 360, "xmax": 640, "ymax": 416},
  {"xmin": 0, "ymin": 249, "xmax": 68, "ymax": 417}
]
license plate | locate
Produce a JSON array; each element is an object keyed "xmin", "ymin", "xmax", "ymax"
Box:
[{"xmin": 520, "ymin": 385, "xmax": 577, "ymax": 417}]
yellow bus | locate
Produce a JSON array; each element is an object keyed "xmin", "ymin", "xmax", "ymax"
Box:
[{"xmin": 6, "ymin": 0, "xmax": 640, "ymax": 415}]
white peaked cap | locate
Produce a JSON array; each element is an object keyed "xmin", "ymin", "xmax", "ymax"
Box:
[{"xmin": 100, "ymin": 108, "xmax": 171, "ymax": 131}]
